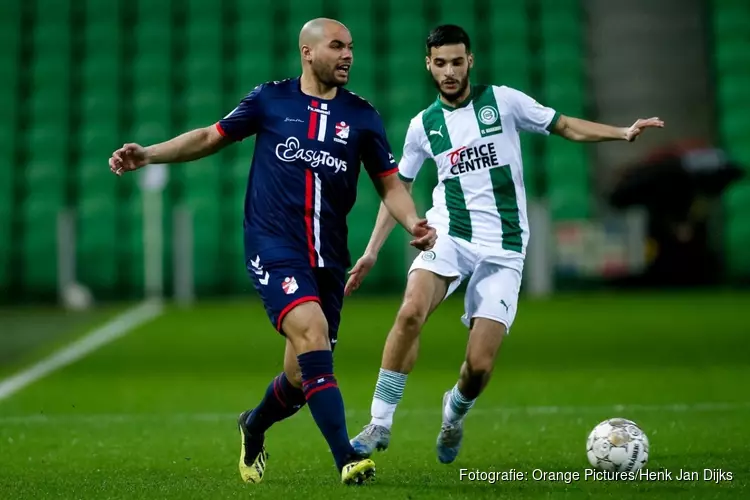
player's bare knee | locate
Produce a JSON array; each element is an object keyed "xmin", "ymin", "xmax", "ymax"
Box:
[
  {"xmin": 466, "ymin": 319, "xmax": 505, "ymax": 369},
  {"xmin": 297, "ymin": 315, "xmax": 329, "ymax": 348},
  {"xmin": 285, "ymin": 368, "xmax": 303, "ymax": 387},
  {"xmin": 283, "ymin": 356, "xmax": 303, "ymax": 387},
  {"xmin": 464, "ymin": 353, "xmax": 494, "ymax": 381},
  {"xmin": 396, "ymin": 298, "xmax": 428, "ymax": 337},
  {"xmin": 465, "ymin": 334, "xmax": 500, "ymax": 380}
]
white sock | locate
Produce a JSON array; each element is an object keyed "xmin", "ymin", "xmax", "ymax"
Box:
[
  {"xmin": 371, "ymin": 399, "xmax": 398, "ymax": 428},
  {"xmin": 443, "ymin": 384, "xmax": 475, "ymax": 423},
  {"xmin": 370, "ymin": 368, "xmax": 408, "ymax": 429}
]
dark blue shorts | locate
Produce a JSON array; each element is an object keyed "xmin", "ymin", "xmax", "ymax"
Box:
[{"xmin": 245, "ymin": 248, "xmax": 344, "ymax": 346}]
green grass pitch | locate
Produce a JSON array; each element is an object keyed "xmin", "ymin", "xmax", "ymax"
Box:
[{"xmin": 1, "ymin": 292, "xmax": 749, "ymax": 499}]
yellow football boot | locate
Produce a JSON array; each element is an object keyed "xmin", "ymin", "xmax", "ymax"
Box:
[
  {"xmin": 341, "ymin": 457, "xmax": 376, "ymax": 485},
  {"xmin": 238, "ymin": 410, "xmax": 268, "ymax": 483}
]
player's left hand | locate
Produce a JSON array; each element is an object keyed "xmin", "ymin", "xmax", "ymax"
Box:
[
  {"xmin": 345, "ymin": 253, "xmax": 377, "ymax": 296},
  {"xmin": 625, "ymin": 117, "xmax": 664, "ymax": 142},
  {"xmin": 410, "ymin": 219, "xmax": 437, "ymax": 251}
]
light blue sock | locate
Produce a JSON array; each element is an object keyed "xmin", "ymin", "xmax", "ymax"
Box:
[
  {"xmin": 445, "ymin": 384, "xmax": 475, "ymax": 423},
  {"xmin": 371, "ymin": 368, "xmax": 408, "ymax": 428}
]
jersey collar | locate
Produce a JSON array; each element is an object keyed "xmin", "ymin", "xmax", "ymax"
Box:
[
  {"xmin": 296, "ymin": 76, "xmax": 342, "ymax": 102},
  {"xmin": 436, "ymin": 84, "xmax": 476, "ymax": 112}
]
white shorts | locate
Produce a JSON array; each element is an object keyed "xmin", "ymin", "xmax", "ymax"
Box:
[{"xmin": 409, "ymin": 233, "xmax": 524, "ymax": 332}]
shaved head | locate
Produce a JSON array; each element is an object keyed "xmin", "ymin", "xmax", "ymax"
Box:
[
  {"xmin": 299, "ymin": 18, "xmax": 347, "ymax": 49},
  {"xmin": 298, "ymin": 18, "xmax": 353, "ymax": 88}
]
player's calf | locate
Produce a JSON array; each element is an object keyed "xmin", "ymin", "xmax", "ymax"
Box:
[
  {"xmin": 381, "ymin": 269, "xmax": 449, "ymax": 374},
  {"xmin": 242, "ymin": 338, "xmax": 308, "ymax": 438},
  {"xmin": 238, "ymin": 341, "xmax": 309, "ymax": 484},
  {"xmin": 282, "ymin": 302, "xmax": 367, "ymax": 476},
  {"xmin": 355, "ymin": 270, "xmax": 450, "ymax": 456},
  {"xmin": 244, "ymin": 372, "xmax": 307, "ymax": 434},
  {"xmin": 457, "ymin": 318, "xmax": 506, "ymax": 400},
  {"xmin": 458, "ymin": 353, "xmax": 495, "ymax": 400},
  {"xmin": 437, "ymin": 319, "xmax": 506, "ymax": 463},
  {"xmin": 361, "ymin": 298, "xmax": 430, "ymax": 435}
]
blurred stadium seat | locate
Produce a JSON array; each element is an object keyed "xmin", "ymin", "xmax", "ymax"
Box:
[
  {"xmin": 712, "ymin": 0, "xmax": 750, "ymax": 278},
  {"xmin": 1, "ymin": 0, "xmax": 747, "ymax": 302}
]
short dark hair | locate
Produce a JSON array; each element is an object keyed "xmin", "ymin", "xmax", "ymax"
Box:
[{"xmin": 426, "ymin": 25, "xmax": 472, "ymax": 54}]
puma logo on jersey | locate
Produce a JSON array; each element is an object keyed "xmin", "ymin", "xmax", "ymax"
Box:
[
  {"xmin": 429, "ymin": 126, "xmax": 444, "ymax": 138},
  {"xmin": 500, "ymin": 299, "xmax": 510, "ymax": 313}
]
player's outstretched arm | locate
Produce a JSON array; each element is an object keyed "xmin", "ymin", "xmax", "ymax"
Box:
[
  {"xmin": 345, "ymin": 200, "xmax": 396, "ymax": 295},
  {"xmin": 345, "ymin": 181, "xmax": 407, "ymax": 295},
  {"xmin": 551, "ymin": 115, "xmax": 664, "ymax": 143},
  {"xmin": 374, "ymin": 174, "xmax": 436, "ymax": 250},
  {"xmin": 109, "ymin": 125, "xmax": 230, "ymax": 176},
  {"xmin": 346, "ymin": 176, "xmax": 435, "ymax": 295}
]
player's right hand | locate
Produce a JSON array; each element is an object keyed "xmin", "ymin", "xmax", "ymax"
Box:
[
  {"xmin": 109, "ymin": 143, "xmax": 150, "ymax": 176},
  {"xmin": 410, "ymin": 219, "xmax": 437, "ymax": 251},
  {"xmin": 345, "ymin": 253, "xmax": 377, "ymax": 296}
]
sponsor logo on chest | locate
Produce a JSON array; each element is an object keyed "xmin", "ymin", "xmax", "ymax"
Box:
[
  {"xmin": 446, "ymin": 142, "xmax": 501, "ymax": 175},
  {"xmin": 275, "ymin": 137, "xmax": 348, "ymax": 173}
]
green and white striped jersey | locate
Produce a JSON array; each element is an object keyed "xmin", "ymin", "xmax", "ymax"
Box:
[{"xmin": 398, "ymin": 84, "xmax": 559, "ymax": 256}]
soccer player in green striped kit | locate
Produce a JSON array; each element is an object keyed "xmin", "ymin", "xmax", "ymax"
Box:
[{"xmin": 346, "ymin": 24, "xmax": 664, "ymax": 463}]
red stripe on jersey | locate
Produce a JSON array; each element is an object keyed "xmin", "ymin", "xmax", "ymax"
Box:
[
  {"xmin": 215, "ymin": 122, "xmax": 227, "ymax": 137},
  {"xmin": 375, "ymin": 167, "xmax": 399, "ymax": 178},
  {"xmin": 304, "ymin": 169, "xmax": 316, "ymax": 267},
  {"xmin": 307, "ymin": 110, "xmax": 318, "ymax": 139}
]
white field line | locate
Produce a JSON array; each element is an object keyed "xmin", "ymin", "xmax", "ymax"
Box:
[
  {"xmin": 1, "ymin": 401, "xmax": 748, "ymax": 425},
  {"xmin": 0, "ymin": 301, "xmax": 163, "ymax": 403}
]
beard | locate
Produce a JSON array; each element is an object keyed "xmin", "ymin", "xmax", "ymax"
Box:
[
  {"xmin": 312, "ymin": 59, "xmax": 348, "ymax": 87},
  {"xmin": 432, "ymin": 69, "xmax": 471, "ymax": 103}
]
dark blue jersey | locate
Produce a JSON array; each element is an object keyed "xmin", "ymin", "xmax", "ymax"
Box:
[{"xmin": 217, "ymin": 78, "xmax": 397, "ymax": 270}]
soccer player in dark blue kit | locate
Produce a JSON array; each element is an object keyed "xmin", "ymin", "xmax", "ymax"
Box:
[{"xmin": 108, "ymin": 18, "xmax": 436, "ymax": 485}]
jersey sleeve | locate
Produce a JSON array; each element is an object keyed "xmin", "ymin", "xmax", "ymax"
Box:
[
  {"xmin": 215, "ymin": 84, "xmax": 265, "ymax": 141},
  {"xmin": 507, "ymin": 87, "xmax": 560, "ymax": 135},
  {"xmin": 397, "ymin": 118, "xmax": 428, "ymax": 182},
  {"xmin": 360, "ymin": 109, "xmax": 399, "ymax": 179}
]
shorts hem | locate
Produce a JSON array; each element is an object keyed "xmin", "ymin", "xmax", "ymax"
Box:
[
  {"xmin": 408, "ymin": 266, "xmax": 462, "ymax": 300},
  {"xmin": 462, "ymin": 313, "xmax": 511, "ymax": 333},
  {"xmin": 407, "ymin": 266, "xmax": 461, "ymax": 281},
  {"xmin": 276, "ymin": 296, "xmax": 321, "ymax": 332}
]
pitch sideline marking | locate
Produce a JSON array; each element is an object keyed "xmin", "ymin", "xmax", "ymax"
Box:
[
  {"xmin": 0, "ymin": 301, "xmax": 163, "ymax": 403},
  {"xmin": 1, "ymin": 401, "xmax": 748, "ymax": 425}
]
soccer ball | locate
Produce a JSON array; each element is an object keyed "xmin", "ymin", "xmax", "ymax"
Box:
[{"xmin": 586, "ymin": 418, "xmax": 649, "ymax": 472}]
